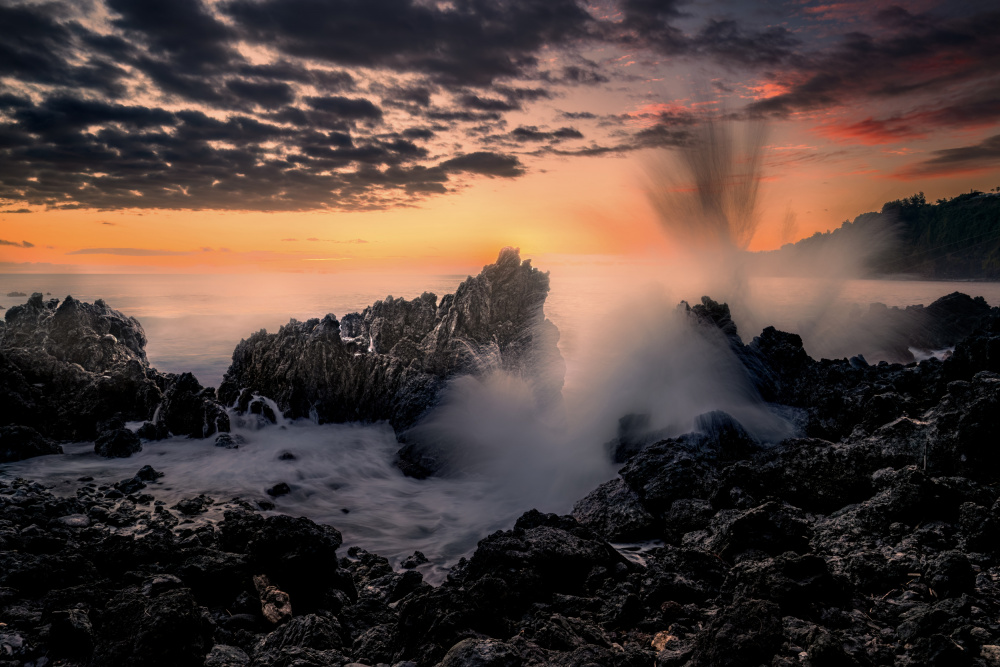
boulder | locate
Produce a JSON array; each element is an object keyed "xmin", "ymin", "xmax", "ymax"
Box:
[{"xmin": 0, "ymin": 424, "xmax": 62, "ymax": 462}]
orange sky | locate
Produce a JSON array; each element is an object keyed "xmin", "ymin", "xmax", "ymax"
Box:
[{"xmin": 2, "ymin": 0, "xmax": 999, "ymax": 273}]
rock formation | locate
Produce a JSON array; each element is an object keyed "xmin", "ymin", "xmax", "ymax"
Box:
[
  {"xmin": 0, "ymin": 293, "xmax": 229, "ymax": 459},
  {"xmin": 218, "ymin": 247, "xmax": 564, "ymax": 476}
]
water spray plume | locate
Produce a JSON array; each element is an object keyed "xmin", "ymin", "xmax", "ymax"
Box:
[{"xmin": 646, "ymin": 118, "xmax": 769, "ymax": 252}]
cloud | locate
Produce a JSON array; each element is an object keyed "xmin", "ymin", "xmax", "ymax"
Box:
[
  {"xmin": 1, "ymin": 209, "xmax": 31, "ymax": 213},
  {"xmin": 1, "ymin": 0, "xmax": 997, "ymax": 213},
  {"xmin": 224, "ymin": 0, "xmax": 594, "ymax": 86},
  {"xmin": 66, "ymin": 247, "xmax": 192, "ymax": 256},
  {"xmin": 747, "ymin": 8, "xmax": 1000, "ymax": 128},
  {"xmin": 439, "ymin": 152, "xmax": 524, "ymax": 177},
  {"xmin": 510, "ymin": 126, "xmax": 584, "ymax": 142},
  {"xmin": 893, "ymin": 134, "xmax": 1000, "ymax": 180},
  {"xmin": 0, "ymin": 239, "xmax": 34, "ymax": 248}
]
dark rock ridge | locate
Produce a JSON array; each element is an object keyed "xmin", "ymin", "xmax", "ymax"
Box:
[
  {"xmin": 218, "ymin": 247, "xmax": 563, "ymax": 477},
  {"xmin": 0, "ymin": 292, "xmax": 229, "ymax": 457}
]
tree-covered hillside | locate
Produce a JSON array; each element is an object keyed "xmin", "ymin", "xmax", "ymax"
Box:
[{"xmin": 759, "ymin": 190, "xmax": 1000, "ymax": 280}]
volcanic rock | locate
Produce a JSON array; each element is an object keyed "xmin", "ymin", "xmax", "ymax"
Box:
[
  {"xmin": 0, "ymin": 424, "xmax": 62, "ymax": 462},
  {"xmin": 218, "ymin": 248, "xmax": 564, "ymax": 476}
]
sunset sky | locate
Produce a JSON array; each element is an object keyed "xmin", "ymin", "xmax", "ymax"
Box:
[{"xmin": 1, "ymin": 0, "xmax": 999, "ymax": 273}]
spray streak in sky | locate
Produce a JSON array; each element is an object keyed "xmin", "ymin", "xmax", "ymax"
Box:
[{"xmin": 646, "ymin": 119, "xmax": 770, "ymax": 252}]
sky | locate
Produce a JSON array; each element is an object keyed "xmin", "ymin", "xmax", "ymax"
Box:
[{"xmin": 1, "ymin": 0, "xmax": 999, "ymax": 273}]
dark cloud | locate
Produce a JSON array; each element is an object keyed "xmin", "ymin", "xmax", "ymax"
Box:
[
  {"xmin": 1, "ymin": 209, "xmax": 32, "ymax": 214},
  {"xmin": 0, "ymin": 239, "xmax": 34, "ymax": 248},
  {"xmin": 305, "ymin": 96, "xmax": 383, "ymax": 120},
  {"xmin": 748, "ymin": 9, "xmax": 1000, "ymax": 121},
  {"xmin": 66, "ymin": 247, "xmax": 191, "ymax": 256},
  {"xmin": 460, "ymin": 94, "xmax": 522, "ymax": 112},
  {"xmin": 895, "ymin": 134, "xmax": 1000, "ymax": 179},
  {"xmin": 510, "ymin": 126, "xmax": 584, "ymax": 142},
  {"xmin": 549, "ymin": 65, "xmax": 609, "ymax": 85},
  {"xmin": 224, "ymin": 0, "xmax": 594, "ymax": 86},
  {"xmin": 2, "ymin": 0, "xmax": 996, "ymax": 213},
  {"xmin": 439, "ymin": 152, "xmax": 524, "ymax": 177},
  {"xmin": 691, "ymin": 19, "xmax": 799, "ymax": 67},
  {"xmin": 107, "ymin": 0, "xmax": 236, "ymax": 70},
  {"xmin": 0, "ymin": 3, "xmax": 130, "ymax": 96},
  {"xmin": 225, "ymin": 79, "xmax": 296, "ymax": 109}
]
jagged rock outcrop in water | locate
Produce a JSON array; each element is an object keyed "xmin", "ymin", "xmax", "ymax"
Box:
[
  {"xmin": 218, "ymin": 247, "xmax": 563, "ymax": 476},
  {"xmin": 0, "ymin": 293, "xmax": 229, "ymax": 458}
]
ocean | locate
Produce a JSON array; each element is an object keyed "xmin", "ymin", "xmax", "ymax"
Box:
[{"xmin": 3, "ymin": 266, "xmax": 1000, "ymax": 581}]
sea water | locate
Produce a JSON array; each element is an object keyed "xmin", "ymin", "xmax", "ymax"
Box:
[{"xmin": 3, "ymin": 265, "xmax": 1000, "ymax": 580}]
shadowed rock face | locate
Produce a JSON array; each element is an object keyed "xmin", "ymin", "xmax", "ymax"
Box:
[
  {"xmin": 217, "ymin": 247, "xmax": 564, "ymax": 474},
  {"xmin": 0, "ymin": 293, "xmax": 229, "ymax": 452}
]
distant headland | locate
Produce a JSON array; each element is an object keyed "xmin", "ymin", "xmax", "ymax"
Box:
[{"xmin": 757, "ymin": 189, "xmax": 1000, "ymax": 281}]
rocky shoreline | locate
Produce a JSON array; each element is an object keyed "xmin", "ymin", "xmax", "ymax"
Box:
[{"xmin": 4, "ymin": 254, "xmax": 1000, "ymax": 666}]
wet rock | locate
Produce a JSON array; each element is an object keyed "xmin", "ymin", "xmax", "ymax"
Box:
[
  {"xmin": 618, "ymin": 435, "xmax": 719, "ymax": 515},
  {"xmin": 0, "ymin": 424, "xmax": 62, "ymax": 462},
  {"xmin": 0, "ymin": 294, "xmax": 165, "ymax": 441},
  {"xmin": 219, "ymin": 511, "xmax": 353, "ymax": 613},
  {"xmin": 217, "ymin": 248, "xmax": 564, "ymax": 477},
  {"xmin": 571, "ymin": 478, "xmax": 657, "ymax": 542},
  {"xmin": 215, "ymin": 432, "xmax": 246, "ymax": 449},
  {"xmin": 135, "ymin": 421, "xmax": 163, "ymax": 440},
  {"xmin": 94, "ymin": 427, "xmax": 142, "ymax": 458},
  {"xmin": 401, "ymin": 551, "xmax": 429, "ymax": 569},
  {"xmin": 173, "ymin": 495, "xmax": 213, "ymax": 516},
  {"xmin": 136, "ymin": 464, "xmax": 164, "ymax": 481},
  {"xmin": 157, "ymin": 372, "xmax": 231, "ymax": 438},
  {"xmin": 438, "ymin": 638, "xmax": 521, "ymax": 667},
  {"xmin": 694, "ymin": 410, "xmax": 759, "ymax": 460},
  {"xmin": 94, "ymin": 587, "xmax": 214, "ymax": 666},
  {"xmin": 257, "ymin": 613, "xmax": 344, "ymax": 652},
  {"xmin": 704, "ymin": 501, "xmax": 812, "ymax": 562},
  {"xmin": 266, "ymin": 482, "xmax": 291, "ymax": 498},
  {"xmin": 689, "ymin": 599, "xmax": 783, "ymax": 667},
  {"xmin": 205, "ymin": 644, "xmax": 250, "ymax": 667}
]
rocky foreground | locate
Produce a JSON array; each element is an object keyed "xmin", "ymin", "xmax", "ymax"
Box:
[{"xmin": 4, "ymin": 262, "xmax": 1000, "ymax": 665}]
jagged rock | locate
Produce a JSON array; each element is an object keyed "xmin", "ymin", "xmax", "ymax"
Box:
[
  {"xmin": 205, "ymin": 644, "xmax": 250, "ymax": 667},
  {"xmin": 401, "ymin": 551, "xmax": 429, "ymax": 569},
  {"xmin": 136, "ymin": 464, "xmax": 164, "ymax": 481},
  {"xmin": 266, "ymin": 482, "xmax": 291, "ymax": 497},
  {"xmin": 95, "ymin": 427, "xmax": 142, "ymax": 458},
  {"xmin": 217, "ymin": 248, "xmax": 564, "ymax": 476},
  {"xmin": 94, "ymin": 587, "xmax": 214, "ymax": 666},
  {"xmin": 688, "ymin": 599, "xmax": 783, "ymax": 667},
  {"xmin": 0, "ymin": 424, "xmax": 62, "ymax": 462},
  {"xmin": 438, "ymin": 638, "xmax": 521, "ymax": 667},
  {"xmin": 216, "ymin": 432, "xmax": 246, "ymax": 449},
  {"xmin": 156, "ymin": 372, "xmax": 231, "ymax": 438},
  {"xmin": 0, "ymin": 293, "xmax": 227, "ymax": 442},
  {"xmin": 571, "ymin": 478, "xmax": 657, "ymax": 542}
]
